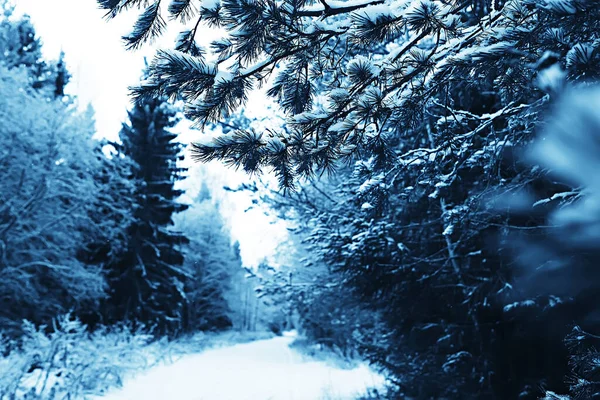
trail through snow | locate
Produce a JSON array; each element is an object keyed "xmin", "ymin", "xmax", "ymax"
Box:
[{"xmin": 97, "ymin": 332, "xmax": 385, "ymax": 400}]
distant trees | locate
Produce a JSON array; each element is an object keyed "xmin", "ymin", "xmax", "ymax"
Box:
[
  {"xmin": 0, "ymin": 5, "xmax": 69, "ymax": 98},
  {"xmin": 0, "ymin": 6, "xmax": 243, "ymax": 338},
  {"xmin": 173, "ymin": 187, "xmax": 249, "ymax": 332},
  {"xmin": 100, "ymin": 0, "xmax": 600, "ymax": 397}
]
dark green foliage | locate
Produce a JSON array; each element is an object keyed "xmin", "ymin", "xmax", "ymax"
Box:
[
  {"xmin": 0, "ymin": 13, "xmax": 43, "ymax": 69},
  {"xmin": 77, "ymin": 141, "xmax": 138, "ymax": 328},
  {"xmin": 132, "ymin": 49, "xmax": 216, "ymax": 103},
  {"xmin": 54, "ymin": 51, "xmax": 70, "ymax": 97},
  {"xmin": 80, "ymin": 142, "xmax": 137, "ymax": 266},
  {"xmin": 560, "ymin": 327, "xmax": 600, "ymax": 400}
]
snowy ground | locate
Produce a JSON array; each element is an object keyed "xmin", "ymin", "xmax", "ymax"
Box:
[{"xmin": 95, "ymin": 331, "xmax": 385, "ymax": 400}]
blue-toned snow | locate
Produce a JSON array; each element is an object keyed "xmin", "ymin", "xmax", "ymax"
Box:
[{"xmin": 96, "ymin": 331, "xmax": 385, "ymax": 400}]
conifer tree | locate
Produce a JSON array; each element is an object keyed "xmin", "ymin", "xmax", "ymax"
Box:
[{"xmin": 107, "ymin": 94, "xmax": 190, "ymax": 335}]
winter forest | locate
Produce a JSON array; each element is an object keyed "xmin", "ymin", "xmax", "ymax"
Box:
[{"xmin": 1, "ymin": 0, "xmax": 599, "ymax": 398}]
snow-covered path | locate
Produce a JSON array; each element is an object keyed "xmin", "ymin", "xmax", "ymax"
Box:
[{"xmin": 97, "ymin": 333, "xmax": 385, "ymax": 400}]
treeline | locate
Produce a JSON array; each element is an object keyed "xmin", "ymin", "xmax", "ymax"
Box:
[{"xmin": 0, "ymin": 5, "xmax": 246, "ymax": 339}]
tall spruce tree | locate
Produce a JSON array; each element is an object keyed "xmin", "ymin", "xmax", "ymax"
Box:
[{"xmin": 108, "ymin": 94, "xmax": 190, "ymax": 335}]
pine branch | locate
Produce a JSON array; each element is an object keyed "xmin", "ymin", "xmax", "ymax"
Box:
[
  {"xmin": 190, "ymin": 130, "xmax": 266, "ymax": 173},
  {"xmin": 231, "ymin": 22, "xmax": 269, "ymax": 65},
  {"xmin": 123, "ymin": 1, "xmax": 166, "ymax": 50},
  {"xmin": 296, "ymin": 0, "xmax": 384, "ymax": 18},
  {"xmin": 185, "ymin": 76, "xmax": 252, "ymax": 126},
  {"xmin": 351, "ymin": 12, "xmax": 403, "ymax": 46},
  {"xmin": 202, "ymin": 4, "xmax": 222, "ymax": 26},
  {"xmin": 168, "ymin": 0, "xmax": 196, "ymax": 22},
  {"xmin": 174, "ymin": 29, "xmax": 203, "ymax": 56},
  {"xmin": 97, "ymin": 0, "xmax": 121, "ymax": 18},
  {"xmin": 132, "ymin": 49, "xmax": 216, "ymax": 101},
  {"xmin": 267, "ymin": 140, "xmax": 297, "ymax": 192}
]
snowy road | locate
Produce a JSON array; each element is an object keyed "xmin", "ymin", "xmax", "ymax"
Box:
[{"xmin": 97, "ymin": 332, "xmax": 385, "ymax": 400}]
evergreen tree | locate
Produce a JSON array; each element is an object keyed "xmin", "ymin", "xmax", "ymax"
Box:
[
  {"xmin": 53, "ymin": 51, "xmax": 70, "ymax": 98},
  {"xmin": 0, "ymin": 8, "xmax": 43, "ymax": 70},
  {"xmin": 107, "ymin": 94, "xmax": 190, "ymax": 335}
]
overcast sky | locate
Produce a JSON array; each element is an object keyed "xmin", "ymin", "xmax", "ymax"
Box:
[{"xmin": 14, "ymin": 0, "xmax": 288, "ymax": 267}]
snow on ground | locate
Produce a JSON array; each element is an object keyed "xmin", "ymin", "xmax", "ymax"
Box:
[{"xmin": 95, "ymin": 331, "xmax": 385, "ymax": 400}]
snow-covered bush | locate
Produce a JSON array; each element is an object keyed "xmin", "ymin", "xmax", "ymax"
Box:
[
  {"xmin": 0, "ymin": 65, "xmax": 107, "ymax": 333},
  {"xmin": 0, "ymin": 315, "xmax": 158, "ymax": 400}
]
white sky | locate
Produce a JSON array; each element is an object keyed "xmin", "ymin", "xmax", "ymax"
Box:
[{"xmin": 14, "ymin": 0, "xmax": 288, "ymax": 267}]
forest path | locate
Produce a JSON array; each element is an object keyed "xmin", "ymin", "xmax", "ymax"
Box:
[{"xmin": 97, "ymin": 332, "xmax": 385, "ymax": 400}]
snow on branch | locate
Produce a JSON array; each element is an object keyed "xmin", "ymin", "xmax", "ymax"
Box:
[
  {"xmin": 297, "ymin": 0, "xmax": 385, "ymax": 17},
  {"xmin": 123, "ymin": 1, "xmax": 166, "ymax": 50}
]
